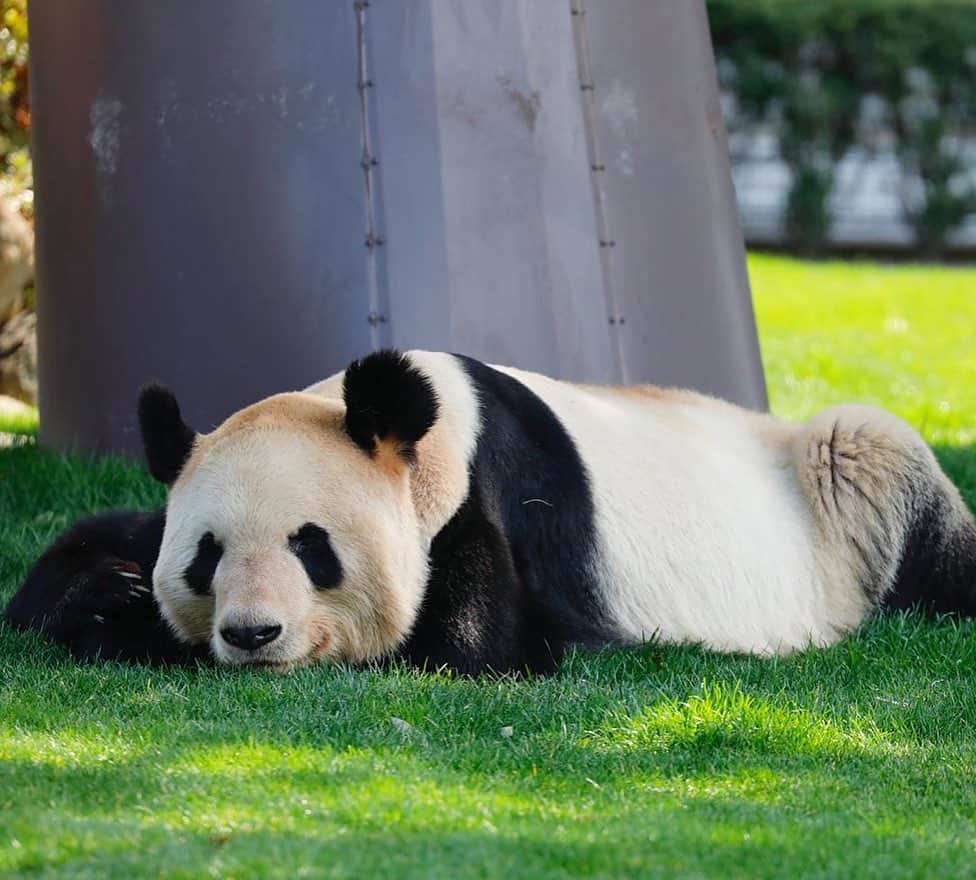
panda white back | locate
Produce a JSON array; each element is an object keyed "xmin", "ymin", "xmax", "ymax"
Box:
[{"xmin": 488, "ymin": 364, "xmax": 858, "ymax": 654}]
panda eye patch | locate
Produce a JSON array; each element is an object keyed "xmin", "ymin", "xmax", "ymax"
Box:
[
  {"xmin": 183, "ymin": 531, "xmax": 222, "ymax": 596},
  {"xmin": 288, "ymin": 523, "xmax": 343, "ymax": 590}
]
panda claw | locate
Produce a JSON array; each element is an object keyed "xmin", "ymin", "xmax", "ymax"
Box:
[
  {"xmin": 116, "ymin": 570, "xmax": 143, "ymax": 581},
  {"xmin": 114, "ymin": 560, "xmax": 143, "ymax": 575},
  {"xmin": 93, "ymin": 614, "xmax": 105, "ymax": 624}
]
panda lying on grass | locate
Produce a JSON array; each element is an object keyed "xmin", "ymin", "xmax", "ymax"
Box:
[{"xmin": 7, "ymin": 350, "xmax": 976, "ymax": 674}]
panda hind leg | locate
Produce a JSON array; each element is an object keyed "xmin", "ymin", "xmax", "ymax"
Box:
[{"xmin": 791, "ymin": 404, "xmax": 976, "ymax": 618}]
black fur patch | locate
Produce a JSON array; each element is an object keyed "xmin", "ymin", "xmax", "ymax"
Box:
[
  {"xmin": 400, "ymin": 479, "xmax": 557, "ymax": 675},
  {"xmin": 183, "ymin": 532, "xmax": 223, "ymax": 596},
  {"xmin": 884, "ymin": 488, "xmax": 976, "ymax": 616},
  {"xmin": 342, "ymin": 350, "xmax": 439, "ymax": 460},
  {"xmin": 138, "ymin": 385, "xmax": 196, "ymax": 485},
  {"xmin": 288, "ymin": 523, "xmax": 343, "ymax": 590},
  {"xmin": 4, "ymin": 509, "xmax": 208, "ymax": 665},
  {"xmin": 452, "ymin": 355, "xmax": 614, "ymax": 655}
]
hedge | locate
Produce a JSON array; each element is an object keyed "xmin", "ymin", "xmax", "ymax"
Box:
[{"xmin": 707, "ymin": 0, "xmax": 976, "ymax": 254}]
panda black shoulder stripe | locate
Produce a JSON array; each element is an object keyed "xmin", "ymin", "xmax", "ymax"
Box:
[{"xmin": 452, "ymin": 354, "xmax": 614, "ymax": 651}]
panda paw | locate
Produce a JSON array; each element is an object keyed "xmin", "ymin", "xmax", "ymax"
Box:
[{"xmin": 66, "ymin": 559, "xmax": 154, "ymax": 624}]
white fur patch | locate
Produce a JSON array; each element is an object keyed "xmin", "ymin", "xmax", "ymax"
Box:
[{"xmin": 402, "ymin": 351, "xmax": 481, "ymax": 541}]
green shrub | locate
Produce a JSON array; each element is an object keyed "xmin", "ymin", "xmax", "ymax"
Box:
[{"xmin": 708, "ymin": 0, "xmax": 976, "ymax": 255}]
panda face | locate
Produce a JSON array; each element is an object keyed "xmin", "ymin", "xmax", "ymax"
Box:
[{"xmin": 151, "ymin": 394, "xmax": 431, "ymax": 669}]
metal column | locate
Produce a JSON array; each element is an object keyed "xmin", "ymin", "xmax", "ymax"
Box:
[{"xmin": 29, "ymin": 0, "xmax": 765, "ymax": 455}]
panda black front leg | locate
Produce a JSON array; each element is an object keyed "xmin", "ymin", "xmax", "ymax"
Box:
[
  {"xmin": 5, "ymin": 509, "xmax": 205, "ymax": 665},
  {"xmin": 399, "ymin": 480, "xmax": 561, "ymax": 676}
]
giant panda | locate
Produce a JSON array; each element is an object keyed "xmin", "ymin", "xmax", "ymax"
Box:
[{"xmin": 7, "ymin": 350, "xmax": 976, "ymax": 674}]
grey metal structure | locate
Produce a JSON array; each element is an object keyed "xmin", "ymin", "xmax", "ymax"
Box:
[{"xmin": 30, "ymin": 0, "xmax": 766, "ymax": 456}]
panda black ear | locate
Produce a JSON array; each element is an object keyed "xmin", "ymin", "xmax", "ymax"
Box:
[
  {"xmin": 342, "ymin": 350, "xmax": 439, "ymax": 462},
  {"xmin": 138, "ymin": 384, "xmax": 197, "ymax": 485}
]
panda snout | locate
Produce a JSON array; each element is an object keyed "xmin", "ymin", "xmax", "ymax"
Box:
[{"xmin": 219, "ymin": 622, "xmax": 282, "ymax": 651}]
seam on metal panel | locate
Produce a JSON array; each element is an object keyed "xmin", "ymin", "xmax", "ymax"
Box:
[
  {"xmin": 355, "ymin": 0, "xmax": 388, "ymax": 346},
  {"xmin": 570, "ymin": 0, "xmax": 627, "ymax": 383}
]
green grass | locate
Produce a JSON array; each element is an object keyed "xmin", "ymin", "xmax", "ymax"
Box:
[
  {"xmin": 0, "ymin": 403, "xmax": 38, "ymax": 438},
  {"xmin": 2, "ymin": 254, "xmax": 976, "ymax": 878},
  {"xmin": 753, "ymin": 255, "xmax": 976, "ymax": 448}
]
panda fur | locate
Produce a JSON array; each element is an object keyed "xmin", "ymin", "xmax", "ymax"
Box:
[{"xmin": 6, "ymin": 349, "xmax": 976, "ymax": 674}]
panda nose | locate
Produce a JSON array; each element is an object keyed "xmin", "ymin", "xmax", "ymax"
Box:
[{"xmin": 220, "ymin": 623, "xmax": 282, "ymax": 651}]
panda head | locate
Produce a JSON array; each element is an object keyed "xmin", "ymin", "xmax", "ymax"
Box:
[{"xmin": 140, "ymin": 351, "xmax": 439, "ymax": 669}]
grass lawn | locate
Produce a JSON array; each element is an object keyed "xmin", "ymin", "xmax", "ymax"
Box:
[{"xmin": 2, "ymin": 253, "xmax": 976, "ymax": 879}]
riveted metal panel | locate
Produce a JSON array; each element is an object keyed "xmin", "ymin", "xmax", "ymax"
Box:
[
  {"xmin": 30, "ymin": 0, "xmax": 765, "ymax": 456},
  {"xmin": 573, "ymin": 0, "xmax": 767, "ymax": 407},
  {"xmin": 366, "ymin": 0, "xmax": 615, "ymax": 382},
  {"xmin": 31, "ymin": 0, "xmax": 370, "ymax": 453}
]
